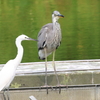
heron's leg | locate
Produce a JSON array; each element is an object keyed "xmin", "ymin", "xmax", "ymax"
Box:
[
  {"xmin": 52, "ymin": 50, "xmax": 60, "ymax": 85},
  {"xmin": 52, "ymin": 50, "xmax": 61, "ymax": 93},
  {"xmin": 44, "ymin": 48, "xmax": 48, "ymax": 86},
  {"xmin": 44, "ymin": 48, "xmax": 49, "ymax": 94}
]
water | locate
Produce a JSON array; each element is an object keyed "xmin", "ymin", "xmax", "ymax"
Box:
[{"xmin": 0, "ymin": 0, "xmax": 100, "ymax": 64}]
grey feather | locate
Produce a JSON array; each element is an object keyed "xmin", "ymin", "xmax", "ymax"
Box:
[{"xmin": 37, "ymin": 11, "xmax": 64, "ymax": 60}]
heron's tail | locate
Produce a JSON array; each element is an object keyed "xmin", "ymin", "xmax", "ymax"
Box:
[{"xmin": 38, "ymin": 49, "xmax": 51, "ymax": 60}]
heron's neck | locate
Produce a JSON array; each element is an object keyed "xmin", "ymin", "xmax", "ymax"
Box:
[
  {"xmin": 52, "ymin": 18, "xmax": 60, "ymax": 32},
  {"xmin": 52, "ymin": 17, "xmax": 59, "ymax": 26},
  {"xmin": 15, "ymin": 40, "xmax": 23, "ymax": 66},
  {"xmin": 52, "ymin": 17, "xmax": 58, "ymax": 24}
]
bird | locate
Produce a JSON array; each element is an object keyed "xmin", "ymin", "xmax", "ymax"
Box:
[
  {"xmin": 0, "ymin": 34, "xmax": 37, "ymax": 100},
  {"xmin": 29, "ymin": 96, "xmax": 37, "ymax": 100},
  {"xmin": 37, "ymin": 11, "xmax": 64, "ymax": 87}
]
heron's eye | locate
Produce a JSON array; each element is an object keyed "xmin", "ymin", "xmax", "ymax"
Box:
[
  {"xmin": 54, "ymin": 14, "xmax": 57, "ymax": 16},
  {"xmin": 25, "ymin": 37, "xmax": 27, "ymax": 39}
]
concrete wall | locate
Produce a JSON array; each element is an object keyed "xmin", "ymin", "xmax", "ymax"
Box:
[{"xmin": 0, "ymin": 85, "xmax": 100, "ymax": 100}]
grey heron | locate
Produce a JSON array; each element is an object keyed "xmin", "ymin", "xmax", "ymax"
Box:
[
  {"xmin": 0, "ymin": 34, "xmax": 37, "ymax": 100},
  {"xmin": 37, "ymin": 11, "xmax": 64, "ymax": 87}
]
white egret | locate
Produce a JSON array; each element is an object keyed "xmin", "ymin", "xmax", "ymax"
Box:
[{"xmin": 0, "ymin": 34, "xmax": 37, "ymax": 100}]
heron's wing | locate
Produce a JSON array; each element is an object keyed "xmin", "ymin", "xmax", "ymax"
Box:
[{"xmin": 37, "ymin": 23, "xmax": 53, "ymax": 50}]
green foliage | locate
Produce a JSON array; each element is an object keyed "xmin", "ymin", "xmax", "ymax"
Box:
[
  {"xmin": 11, "ymin": 82, "xmax": 21, "ymax": 88},
  {"xmin": 61, "ymin": 74, "xmax": 72, "ymax": 85}
]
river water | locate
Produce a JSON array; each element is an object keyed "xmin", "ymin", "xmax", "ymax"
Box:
[{"xmin": 0, "ymin": 0, "xmax": 100, "ymax": 64}]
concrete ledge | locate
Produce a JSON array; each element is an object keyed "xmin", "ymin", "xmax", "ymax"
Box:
[
  {"xmin": 1, "ymin": 59, "xmax": 100, "ymax": 100},
  {"xmin": 0, "ymin": 84, "xmax": 100, "ymax": 100}
]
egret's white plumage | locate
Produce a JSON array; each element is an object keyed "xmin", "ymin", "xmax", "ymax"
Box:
[{"xmin": 0, "ymin": 34, "xmax": 36, "ymax": 91}]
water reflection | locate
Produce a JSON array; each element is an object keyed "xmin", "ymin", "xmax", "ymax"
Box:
[{"xmin": 0, "ymin": 0, "xmax": 100, "ymax": 64}]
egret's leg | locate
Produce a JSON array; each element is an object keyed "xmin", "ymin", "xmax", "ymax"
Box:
[
  {"xmin": 52, "ymin": 50, "xmax": 60, "ymax": 85},
  {"xmin": 6, "ymin": 88, "xmax": 10, "ymax": 100},
  {"xmin": 3, "ymin": 88, "xmax": 10, "ymax": 100},
  {"xmin": 3, "ymin": 90, "xmax": 6, "ymax": 100}
]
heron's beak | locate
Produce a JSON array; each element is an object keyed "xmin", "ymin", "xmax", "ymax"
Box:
[
  {"xmin": 28, "ymin": 38, "xmax": 38, "ymax": 41},
  {"xmin": 58, "ymin": 14, "xmax": 64, "ymax": 18}
]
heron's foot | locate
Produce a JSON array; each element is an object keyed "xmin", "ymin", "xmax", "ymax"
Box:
[
  {"xmin": 40, "ymin": 85, "xmax": 53, "ymax": 94},
  {"xmin": 55, "ymin": 84, "xmax": 68, "ymax": 94}
]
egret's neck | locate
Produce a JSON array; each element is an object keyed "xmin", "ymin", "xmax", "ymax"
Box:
[{"xmin": 15, "ymin": 39, "xmax": 23, "ymax": 66}]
